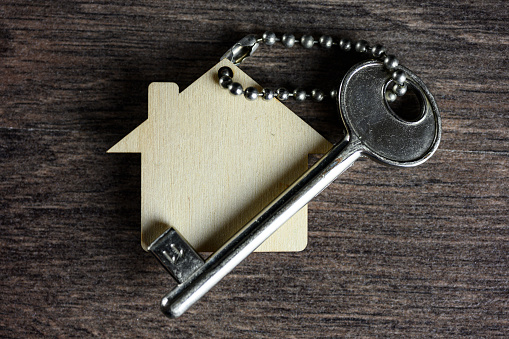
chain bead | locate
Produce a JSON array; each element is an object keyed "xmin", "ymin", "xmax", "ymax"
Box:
[
  {"xmin": 244, "ymin": 87, "xmax": 259, "ymax": 100},
  {"xmin": 371, "ymin": 44, "xmax": 386, "ymax": 58},
  {"xmin": 218, "ymin": 66, "xmax": 233, "ymax": 78},
  {"xmin": 355, "ymin": 40, "xmax": 368, "ymax": 53},
  {"xmin": 384, "ymin": 55, "xmax": 399, "ymax": 70},
  {"xmin": 339, "ymin": 38, "xmax": 352, "ymax": 51},
  {"xmin": 281, "ymin": 33, "xmax": 296, "ymax": 48},
  {"xmin": 262, "ymin": 31, "xmax": 277, "ymax": 46},
  {"xmin": 392, "ymin": 70, "xmax": 406, "ymax": 85},
  {"xmin": 392, "ymin": 83, "xmax": 407, "ymax": 96},
  {"xmin": 385, "ymin": 90, "xmax": 397, "ymax": 102},
  {"xmin": 219, "ymin": 75, "xmax": 232, "ymax": 89},
  {"xmin": 293, "ymin": 88, "xmax": 307, "ymax": 101},
  {"xmin": 262, "ymin": 88, "xmax": 275, "ymax": 100},
  {"xmin": 301, "ymin": 35, "xmax": 314, "ymax": 49},
  {"xmin": 330, "ymin": 88, "xmax": 338, "ymax": 99},
  {"xmin": 229, "ymin": 82, "xmax": 243, "ymax": 96},
  {"xmin": 311, "ymin": 89, "xmax": 324, "ymax": 102},
  {"xmin": 319, "ymin": 35, "xmax": 333, "ymax": 49},
  {"xmin": 277, "ymin": 88, "xmax": 290, "ymax": 101}
]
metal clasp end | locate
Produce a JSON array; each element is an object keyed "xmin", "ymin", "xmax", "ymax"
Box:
[{"xmin": 220, "ymin": 35, "xmax": 260, "ymax": 65}]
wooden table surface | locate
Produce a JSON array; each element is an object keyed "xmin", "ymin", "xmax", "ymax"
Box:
[{"xmin": 1, "ymin": 1, "xmax": 507, "ymax": 337}]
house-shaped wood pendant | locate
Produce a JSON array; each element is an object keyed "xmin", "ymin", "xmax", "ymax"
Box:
[{"xmin": 108, "ymin": 59, "xmax": 331, "ymax": 252}]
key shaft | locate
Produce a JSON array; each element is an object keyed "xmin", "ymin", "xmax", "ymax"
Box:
[{"xmin": 157, "ymin": 136, "xmax": 362, "ymax": 318}]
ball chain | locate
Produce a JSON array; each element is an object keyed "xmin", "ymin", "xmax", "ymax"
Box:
[{"xmin": 218, "ymin": 31, "xmax": 408, "ymax": 103}]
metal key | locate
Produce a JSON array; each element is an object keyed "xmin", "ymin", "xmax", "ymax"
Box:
[{"xmin": 149, "ymin": 60, "xmax": 441, "ymax": 318}]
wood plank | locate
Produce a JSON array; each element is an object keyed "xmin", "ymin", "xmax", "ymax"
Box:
[{"xmin": 0, "ymin": 0, "xmax": 507, "ymax": 337}]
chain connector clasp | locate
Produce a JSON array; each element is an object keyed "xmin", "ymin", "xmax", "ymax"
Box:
[{"xmin": 220, "ymin": 35, "xmax": 259, "ymax": 65}]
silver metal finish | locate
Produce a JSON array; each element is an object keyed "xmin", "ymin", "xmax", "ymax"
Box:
[
  {"xmin": 229, "ymin": 82, "xmax": 243, "ymax": 96},
  {"xmin": 354, "ymin": 40, "xmax": 368, "ymax": 53},
  {"xmin": 217, "ymin": 33, "xmax": 411, "ymax": 102},
  {"xmin": 319, "ymin": 35, "xmax": 333, "ymax": 49},
  {"xmin": 262, "ymin": 88, "xmax": 275, "ymax": 100},
  {"xmin": 152, "ymin": 60, "xmax": 441, "ymax": 318},
  {"xmin": 293, "ymin": 88, "xmax": 307, "ymax": 101},
  {"xmin": 330, "ymin": 88, "xmax": 338, "ymax": 99},
  {"xmin": 281, "ymin": 33, "xmax": 296, "ymax": 48},
  {"xmin": 262, "ymin": 31, "xmax": 277, "ymax": 46},
  {"xmin": 300, "ymin": 34, "xmax": 315, "ymax": 49},
  {"xmin": 277, "ymin": 88, "xmax": 290, "ymax": 101},
  {"xmin": 220, "ymin": 35, "xmax": 260, "ymax": 65},
  {"xmin": 393, "ymin": 82, "xmax": 408, "ymax": 96},
  {"xmin": 148, "ymin": 228, "xmax": 205, "ymax": 284},
  {"xmin": 392, "ymin": 70, "xmax": 406, "ymax": 85},
  {"xmin": 385, "ymin": 89, "xmax": 397, "ymax": 102},
  {"xmin": 218, "ymin": 75, "xmax": 232, "ymax": 89},
  {"xmin": 383, "ymin": 54, "xmax": 399, "ymax": 70},
  {"xmin": 339, "ymin": 38, "xmax": 352, "ymax": 51},
  {"xmin": 371, "ymin": 44, "xmax": 386, "ymax": 58},
  {"xmin": 311, "ymin": 89, "xmax": 325, "ymax": 102},
  {"xmin": 244, "ymin": 86, "xmax": 259, "ymax": 100},
  {"xmin": 338, "ymin": 61, "xmax": 441, "ymax": 166},
  {"xmin": 218, "ymin": 66, "xmax": 233, "ymax": 78}
]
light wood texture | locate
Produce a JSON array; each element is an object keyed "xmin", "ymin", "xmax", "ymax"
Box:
[{"xmin": 108, "ymin": 59, "xmax": 331, "ymax": 251}]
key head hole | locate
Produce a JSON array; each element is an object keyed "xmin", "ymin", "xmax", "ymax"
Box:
[{"xmin": 385, "ymin": 81, "xmax": 425, "ymax": 123}]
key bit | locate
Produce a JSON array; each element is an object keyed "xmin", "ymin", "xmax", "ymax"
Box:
[{"xmin": 148, "ymin": 228, "xmax": 204, "ymax": 284}]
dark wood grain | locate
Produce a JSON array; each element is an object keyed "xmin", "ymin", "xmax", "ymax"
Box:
[{"xmin": 1, "ymin": 1, "xmax": 507, "ymax": 337}]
